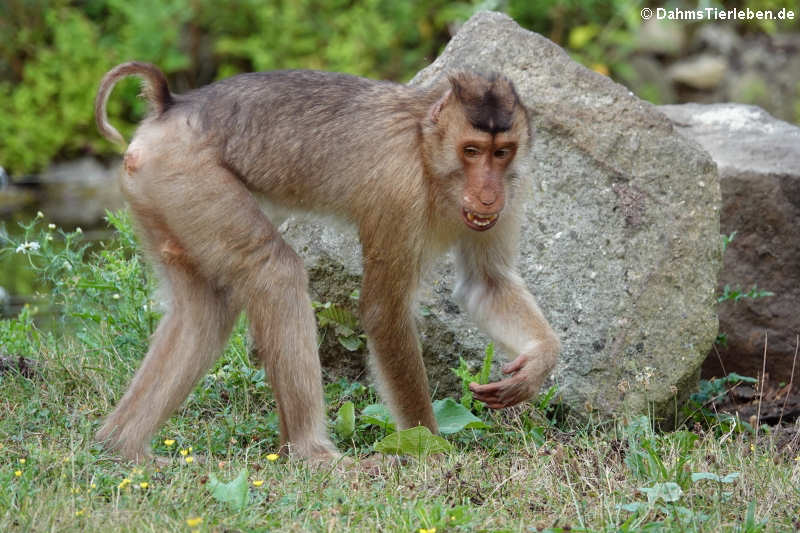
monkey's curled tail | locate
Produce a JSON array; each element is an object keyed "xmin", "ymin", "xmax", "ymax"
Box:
[{"xmin": 95, "ymin": 61, "xmax": 173, "ymax": 146}]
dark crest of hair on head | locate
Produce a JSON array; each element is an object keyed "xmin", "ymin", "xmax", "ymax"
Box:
[{"xmin": 448, "ymin": 72, "xmax": 519, "ymax": 135}]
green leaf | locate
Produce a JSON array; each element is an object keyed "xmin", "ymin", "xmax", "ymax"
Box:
[
  {"xmin": 479, "ymin": 343, "xmax": 494, "ymax": 385},
  {"xmin": 726, "ymin": 373, "xmax": 757, "ymax": 384},
  {"xmin": 335, "ymin": 401, "xmax": 355, "ymax": 439},
  {"xmin": 639, "ymin": 482, "xmax": 682, "ymax": 504},
  {"xmin": 360, "ymin": 404, "xmax": 396, "ymax": 431},
  {"xmin": 374, "ymin": 426, "xmax": 452, "ymax": 457},
  {"xmin": 720, "ymin": 472, "xmax": 740, "ymax": 483},
  {"xmin": 691, "ymin": 472, "xmax": 721, "ymax": 483},
  {"xmin": 693, "ymin": 471, "xmax": 740, "ymax": 484},
  {"xmin": 207, "ymin": 469, "xmax": 249, "ymax": 511},
  {"xmin": 618, "ymin": 502, "xmax": 648, "ymax": 513},
  {"xmin": 338, "ymin": 334, "xmax": 363, "ymax": 352},
  {"xmin": 432, "ymin": 398, "xmax": 490, "ymax": 434},
  {"xmin": 316, "ymin": 304, "xmax": 359, "ymax": 331}
]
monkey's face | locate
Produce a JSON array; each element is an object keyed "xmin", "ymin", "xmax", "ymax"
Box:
[
  {"xmin": 423, "ymin": 72, "xmax": 530, "ymax": 233},
  {"xmin": 457, "ymin": 128, "xmax": 518, "ymax": 232}
]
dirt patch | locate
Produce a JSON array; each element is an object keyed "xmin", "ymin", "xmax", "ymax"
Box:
[
  {"xmin": 703, "ymin": 375, "xmax": 800, "ymax": 458},
  {"xmin": 0, "ymin": 354, "xmax": 39, "ymax": 379}
]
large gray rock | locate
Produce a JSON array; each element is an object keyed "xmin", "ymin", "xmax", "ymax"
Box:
[
  {"xmin": 659, "ymin": 103, "xmax": 800, "ymax": 383},
  {"xmin": 285, "ymin": 12, "xmax": 721, "ymax": 423}
]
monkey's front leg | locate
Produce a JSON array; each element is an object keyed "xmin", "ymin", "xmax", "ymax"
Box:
[
  {"xmin": 454, "ymin": 246, "xmax": 560, "ymax": 409},
  {"xmin": 359, "ymin": 259, "xmax": 438, "ymax": 432}
]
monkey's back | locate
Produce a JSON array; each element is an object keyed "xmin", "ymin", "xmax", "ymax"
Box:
[{"xmin": 162, "ymin": 70, "xmax": 432, "ymax": 219}]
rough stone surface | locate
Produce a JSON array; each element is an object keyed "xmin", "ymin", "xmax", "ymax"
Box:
[
  {"xmin": 283, "ymin": 12, "xmax": 721, "ymax": 423},
  {"xmin": 659, "ymin": 103, "xmax": 800, "ymax": 383}
]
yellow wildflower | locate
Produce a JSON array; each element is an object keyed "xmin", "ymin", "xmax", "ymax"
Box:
[
  {"xmin": 19, "ymin": 458, "xmax": 26, "ymax": 464},
  {"xmin": 76, "ymin": 509, "xmax": 85, "ymax": 517},
  {"xmin": 185, "ymin": 456, "xmax": 194, "ymax": 464},
  {"xmin": 118, "ymin": 478, "xmax": 131, "ymax": 489},
  {"xmin": 266, "ymin": 453, "xmax": 279, "ymax": 462},
  {"xmin": 139, "ymin": 482, "xmax": 149, "ymax": 489},
  {"xmin": 14, "ymin": 470, "xmax": 22, "ymax": 477},
  {"xmin": 180, "ymin": 449, "xmax": 189, "ymax": 456},
  {"xmin": 186, "ymin": 517, "xmax": 203, "ymax": 527},
  {"xmin": 164, "ymin": 439, "xmax": 175, "ymax": 447},
  {"xmin": 252, "ymin": 480, "xmax": 264, "ymax": 487}
]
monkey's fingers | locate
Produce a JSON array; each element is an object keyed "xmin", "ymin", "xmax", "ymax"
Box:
[
  {"xmin": 501, "ymin": 354, "xmax": 528, "ymax": 374},
  {"xmin": 470, "ymin": 378, "xmax": 525, "ymax": 409}
]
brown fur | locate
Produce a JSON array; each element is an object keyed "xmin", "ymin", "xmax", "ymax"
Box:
[{"xmin": 94, "ymin": 62, "xmax": 559, "ymax": 462}]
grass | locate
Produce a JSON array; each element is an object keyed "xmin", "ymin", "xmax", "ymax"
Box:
[{"xmin": 1, "ymin": 213, "xmax": 799, "ymax": 532}]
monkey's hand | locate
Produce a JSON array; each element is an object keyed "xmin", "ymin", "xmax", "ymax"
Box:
[{"xmin": 469, "ymin": 354, "xmax": 547, "ymax": 409}]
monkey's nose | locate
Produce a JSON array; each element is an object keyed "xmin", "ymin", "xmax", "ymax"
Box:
[{"xmin": 479, "ymin": 190, "xmax": 497, "ymax": 206}]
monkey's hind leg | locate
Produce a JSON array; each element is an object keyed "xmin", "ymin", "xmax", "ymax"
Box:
[
  {"xmin": 247, "ymin": 243, "xmax": 338, "ymax": 460},
  {"xmin": 96, "ymin": 241, "xmax": 238, "ymax": 462},
  {"xmin": 145, "ymin": 163, "xmax": 336, "ymax": 461}
]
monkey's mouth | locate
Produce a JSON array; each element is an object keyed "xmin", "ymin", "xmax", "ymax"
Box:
[{"xmin": 462, "ymin": 208, "xmax": 499, "ymax": 231}]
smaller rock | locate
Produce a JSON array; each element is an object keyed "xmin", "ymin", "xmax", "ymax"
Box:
[
  {"xmin": 637, "ymin": 19, "xmax": 686, "ymax": 56},
  {"xmin": 659, "ymin": 103, "xmax": 800, "ymax": 384},
  {"xmin": 37, "ymin": 157, "xmax": 124, "ymax": 226},
  {"xmin": 668, "ymin": 54, "xmax": 727, "ymax": 90}
]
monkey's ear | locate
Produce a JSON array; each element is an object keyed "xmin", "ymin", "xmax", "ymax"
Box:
[{"xmin": 428, "ymin": 89, "xmax": 452, "ymax": 124}]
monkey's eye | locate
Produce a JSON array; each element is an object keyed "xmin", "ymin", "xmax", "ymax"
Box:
[
  {"xmin": 463, "ymin": 146, "xmax": 481, "ymax": 158},
  {"xmin": 494, "ymin": 148, "xmax": 512, "ymax": 159}
]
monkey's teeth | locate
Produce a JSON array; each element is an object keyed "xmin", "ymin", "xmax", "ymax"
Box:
[{"xmin": 466, "ymin": 211, "xmax": 498, "ymax": 226}]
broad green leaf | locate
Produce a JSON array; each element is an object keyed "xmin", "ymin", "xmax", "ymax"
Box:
[
  {"xmin": 361, "ymin": 404, "xmax": 396, "ymax": 431},
  {"xmin": 639, "ymin": 482, "xmax": 682, "ymax": 504},
  {"xmin": 618, "ymin": 502, "xmax": 648, "ymax": 513},
  {"xmin": 721, "ymin": 472, "xmax": 741, "ymax": 483},
  {"xmin": 335, "ymin": 401, "xmax": 355, "ymax": 439},
  {"xmin": 207, "ymin": 469, "xmax": 249, "ymax": 511},
  {"xmin": 691, "ymin": 471, "xmax": 740, "ymax": 484},
  {"xmin": 374, "ymin": 426, "xmax": 452, "ymax": 457},
  {"xmin": 433, "ymin": 398, "xmax": 490, "ymax": 434},
  {"xmin": 338, "ymin": 334, "xmax": 363, "ymax": 352},
  {"xmin": 691, "ymin": 472, "xmax": 721, "ymax": 483}
]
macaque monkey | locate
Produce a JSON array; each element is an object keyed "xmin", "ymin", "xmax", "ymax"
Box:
[{"xmin": 94, "ymin": 61, "xmax": 560, "ymax": 462}]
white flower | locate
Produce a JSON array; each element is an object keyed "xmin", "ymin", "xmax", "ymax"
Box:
[
  {"xmin": 15, "ymin": 241, "xmax": 40, "ymax": 254},
  {"xmin": 75, "ymin": 227, "xmax": 83, "ymax": 234},
  {"xmin": 48, "ymin": 224, "xmax": 56, "ymax": 230},
  {"xmin": 35, "ymin": 211, "xmax": 44, "ymax": 219}
]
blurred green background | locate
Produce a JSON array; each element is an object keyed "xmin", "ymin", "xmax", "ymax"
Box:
[
  {"xmin": 1, "ymin": 0, "xmax": 799, "ymax": 311},
  {"xmin": 2, "ymin": 0, "xmax": 798, "ymax": 177}
]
